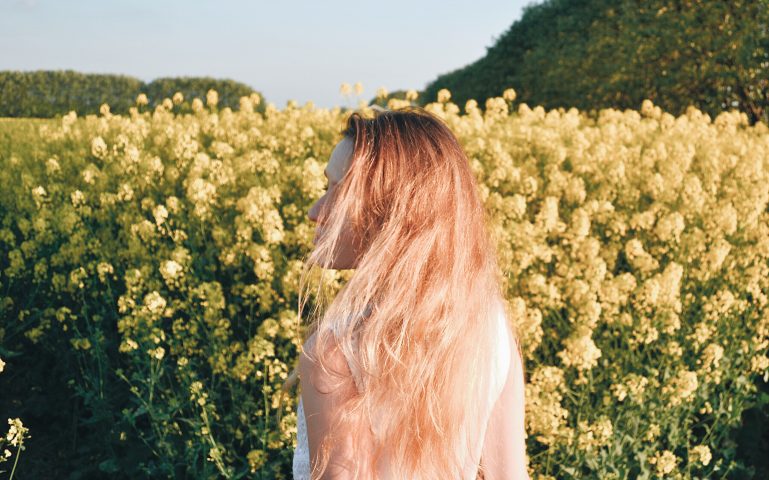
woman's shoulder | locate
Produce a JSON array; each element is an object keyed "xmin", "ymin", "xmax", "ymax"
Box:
[
  {"xmin": 492, "ymin": 301, "xmax": 514, "ymax": 399},
  {"xmin": 299, "ymin": 329, "xmax": 363, "ymax": 392}
]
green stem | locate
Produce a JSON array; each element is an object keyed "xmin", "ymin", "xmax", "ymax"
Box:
[
  {"xmin": 80, "ymin": 288, "xmax": 105, "ymax": 399},
  {"xmin": 149, "ymin": 357, "xmax": 156, "ymax": 404},
  {"xmin": 8, "ymin": 442, "xmax": 22, "ymax": 480},
  {"xmin": 201, "ymin": 408, "xmax": 231, "ymax": 478}
]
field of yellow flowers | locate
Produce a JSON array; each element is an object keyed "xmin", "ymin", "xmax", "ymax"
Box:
[{"xmin": 1, "ymin": 88, "xmax": 769, "ymax": 479}]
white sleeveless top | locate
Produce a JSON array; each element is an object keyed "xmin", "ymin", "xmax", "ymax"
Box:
[{"xmin": 292, "ymin": 304, "xmax": 511, "ymax": 479}]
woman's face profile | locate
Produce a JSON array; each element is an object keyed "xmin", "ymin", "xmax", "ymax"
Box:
[{"xmin": 308, "ymin": 136, "xmax": 360, "ymax": 269}]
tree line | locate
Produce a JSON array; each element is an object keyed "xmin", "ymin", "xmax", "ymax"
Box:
[
  {"xmin": 420, "ymin": 0, "xmax": 769, "ymax": 125},
  {"xmin": 0, "ymin": 70, "xmax": 264, "ymax": 117}
]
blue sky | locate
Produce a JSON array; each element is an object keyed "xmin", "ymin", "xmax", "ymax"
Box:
[{"xmin": 0, "ymin": 0, "xmax": 540, "ymax": 109}]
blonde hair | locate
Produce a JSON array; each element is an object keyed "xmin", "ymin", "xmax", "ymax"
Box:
[{"xmin": 294, "ymin": 105, "xmax": 514, "ymax": 479}]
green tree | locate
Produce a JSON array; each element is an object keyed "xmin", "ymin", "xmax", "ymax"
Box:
[
  {"xmin": 422, "ymin": 0, "xmax": 769, "ymax": 125},
  {"xmin": 0, "ymin": 71, "xmax": 266, "ymax": 118},
  {"xmin": 144, "ymin": 77, "xmax": 264, "ymax": 113}
]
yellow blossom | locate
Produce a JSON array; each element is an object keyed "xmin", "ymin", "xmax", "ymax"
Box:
[
  {"xmin": 611, "ymin": 383, "xmax": 627, "ymax": 401},
  {"xmin": 46, "ymin": 156, "xmax": 61, "ymax": 174},
  {"xmin": 247, "ymin": 449, "xmax": 267, "ymax": 473},
  {"xmin": 70, "ymin": 337, "xmax": 92, "ymax": 351},
  {"xmin": 91, "ymin": 136, "xmax": 108, "ymax": 159},
  {"xmin": 153, "ymin": 204, "xmax": 169, "ymax": 226},
  {"xmin": 149, "ymin": 346, "xmax": 165, "ymax": 360},
  {"xmin": 576, "ymin": 416, "xmax": 613, "ymax": 451},
  {"xmin": 625, "ymin": 238, "xmax": 659, "ymax": 274},
  {"xmin": 663, "ymin": 370, "xmax": 698, "ymax": 406},
  {"xmin": 645, "ymin": 423, "xmax": 661, "ymax": 442},
  {"xmin": 558, "ymin": 325, "xmax": 602, "ymax": 371},
  {"xmin": 485, "ymin": 97, "xmax": 508, "ymax": 116},
  {"xmin": 503, "ymin": 88, "xmax": 517, "ymax": 102},
  {"xmin": 5, "ymin": 418, "xmax": 29, "ymax": 447},
  {"xmin": 650, "ymin": 450, "xmax": 678, "ymax": 476},
  {"xmin": 162, "ymin": 259, "xmax": 183, "ymax": 278},
  {"xmin": 239, "ymin": 96, "xmax": 255, "ymax": 113},
  {"xmin": 70, "ymin": 189, "xmax": 85, "ymax": 207},
  {"xmin": 144, "ymin": 291, "xmax": 167, "ymax": 315},
  {"xmin": 206, "ymin": 89, "xmax": 219, "ymax": 107},
  {"xmin": 97, "ymin": 262, "xmax": 114, "ymax": 282},
  {"xmin": 699, "ymin": 343, "xmax": 724, "ymax": 373},
  {"xmin": 690, "ymin": 445, "xmax": 712, "ymax": 466},
  {"xmin": 119, "ymin": 338, "xmax": 139, "ymax": 353}
]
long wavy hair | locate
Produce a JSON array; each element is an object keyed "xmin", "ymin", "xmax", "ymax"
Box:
[{"xmin": 293, "ymin": 105, "xmax": 512, "ymax": 479}]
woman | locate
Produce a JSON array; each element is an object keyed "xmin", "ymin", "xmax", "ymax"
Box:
[{"xmin": 286, "ymin": 105, "xmax": 528, "ymax": 479}]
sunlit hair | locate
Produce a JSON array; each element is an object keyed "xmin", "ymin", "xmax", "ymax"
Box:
[{"xmin": 293, "ymin": 105, "xmax": 516, "ymax": 479}]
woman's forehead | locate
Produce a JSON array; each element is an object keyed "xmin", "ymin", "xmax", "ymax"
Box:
[{"xmin": 327, "ymin": 137, "xmax": 354, "ymax": 183}]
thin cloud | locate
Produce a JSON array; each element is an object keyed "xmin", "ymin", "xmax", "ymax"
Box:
[{"xmin": 8, "ymin": 0, "xmax": 39, "ymax": 9}]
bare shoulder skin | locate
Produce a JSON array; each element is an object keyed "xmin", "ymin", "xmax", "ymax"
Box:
[
  {"xmin": 479, "ymin": 328, "xmax": 530, "ymax": 480},
  {"xmin": 300, "ymin": 328, "xmax": 530, "ymax": 479},
  {"xmin": 298, "ymin": 332, "xmax": 376, "ymax": 479}
]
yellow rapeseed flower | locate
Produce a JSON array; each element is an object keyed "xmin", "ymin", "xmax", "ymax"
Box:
[
  {"xmin": 663, "ymin": 370, "xmax": 699, "ymax": 406},
  {"xmin": 690, "ymin": 445, "xmax": 712, "ymax": 466},
  {"xmin": 206, "ymin": 89, "xmax": 219, "ymax": 107},
  {"xmin": 149, "ymin": 346, "xmax": 165, "ymax": 360},
  {"xmin": 239, "ymin": 96, "xmax": 255, "ymax": 113},
  {"xmin": 119, "ymin": 338, "xmax": 139, "ymax": 353},
  {"xmin": 558, "ymin": 326, "xmax": 602, "ymax": 371},
  {"xmin": 153, "ymin": 204, "xmax": 169, "ymax": 226},
  {"xmin": 160, "ymin": 259, "xmax": 184, "ymax": 284},
  {"xmin": 70, "ymin": 337, "xmax": 92, "ymax": 351},
  {"xmin": 6, "ymin": 418, "xmax": 29, "ymax": 447},
  {"xmin": 650, "ymin": 450, "xmax": 678, "ymax": 476},
  {"xmin": 144, "ymin": 291, "xmax": 167, "ymax": 315},
  {"xmin": 91, "ymin": 136, "xmax": 108, "ymax": 159}
]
